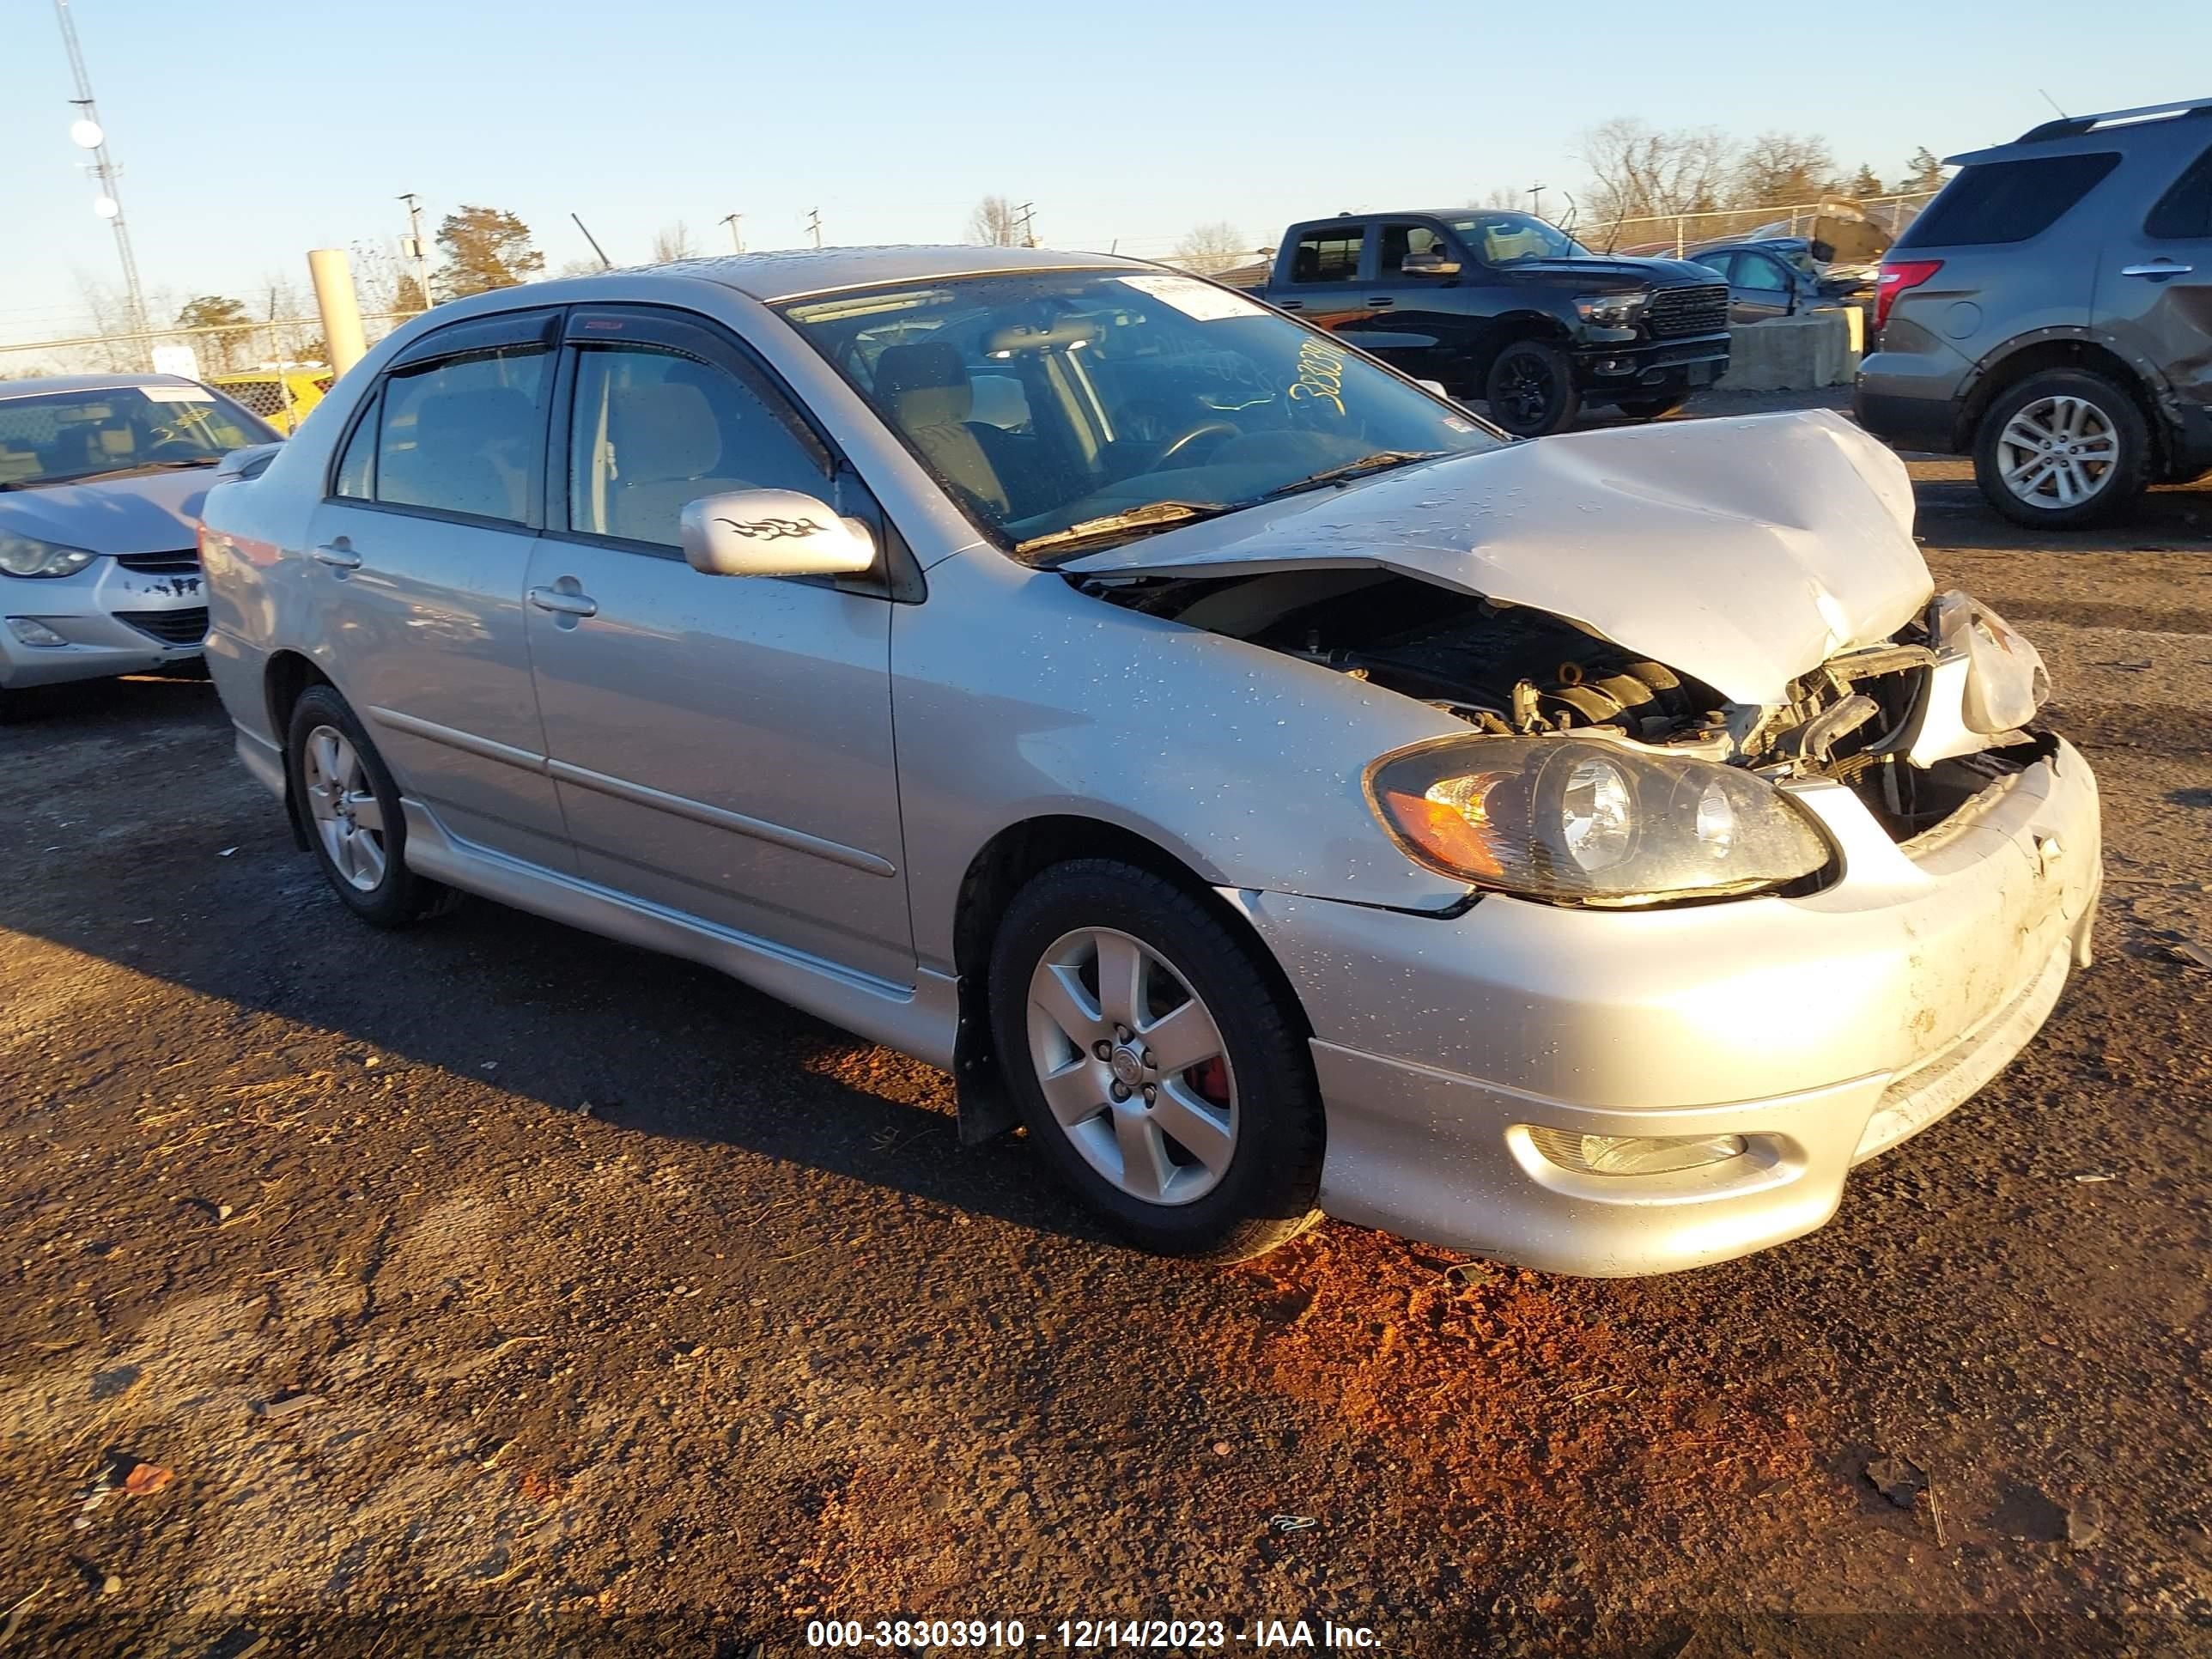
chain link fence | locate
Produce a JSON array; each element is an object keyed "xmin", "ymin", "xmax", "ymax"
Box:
[
  {"xmin": 1, "ymin": 188, "xmax": 1942, "ymax": 377},
  {"xmin": 1155, "ymin": 191, "xmax": 1941, "ymax": 277},
  {"xmin": 0, "ymin": 311, "xmax": 422, "ymax": 384}
]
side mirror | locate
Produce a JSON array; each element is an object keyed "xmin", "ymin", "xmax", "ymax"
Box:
[
  {"xmin": 680, "ymin": 489, "xmax": 876, "ymax": 578},
  {"xmin": 1401, "ymin": 251, "xmax": 1462, "ymax": 277}
]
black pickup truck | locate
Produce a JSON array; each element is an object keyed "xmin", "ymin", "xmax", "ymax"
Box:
[{"xmin": 1234, "ymin": 210, "xmax": 1733, "ymax": 435}]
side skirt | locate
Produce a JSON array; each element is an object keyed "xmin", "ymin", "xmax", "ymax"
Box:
[{"xmin": 399, "ymin": 799, "xmax": 959, "ymax": 1073}]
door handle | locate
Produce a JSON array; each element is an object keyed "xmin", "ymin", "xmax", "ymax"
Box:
[
  {"xmin": 1366, "ymin": 296, "xmax": 1395, "ymax": 307},
  {"xmin": 1277, "ymin": 299, "xmax": 1304, "ymax": 310},
  {"xmin": 528, "ymin": 585, "xmax": 599, "ymax": 618},
  {"xmin": 2121, "ymin": 262, "xmax": 2194, "ymax": 278},
  {"xmin": 310, "ymin": 544, "xmax": 362, "ymax": 571}
]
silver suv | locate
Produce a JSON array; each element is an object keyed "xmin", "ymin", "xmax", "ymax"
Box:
[{"xmin": 1856, "ymin": 96, "xmax": 2212, "ymax": 528}]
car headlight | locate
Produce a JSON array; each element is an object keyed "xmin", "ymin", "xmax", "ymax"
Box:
[
  {"xmin": 1573, "ymin": 291, "xmax": 1651, "ymax": 328},
  {"xmin": 0, "ymin": 532, "xmax": 97, "ymax": 579},
  {"xmin": 1365, "ymin": 735, "xmax": 1832, "ymax": 905}
]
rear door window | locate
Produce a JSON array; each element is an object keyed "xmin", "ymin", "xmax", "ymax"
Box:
[
  {"xmin": 374, "ymin": 344, "xmax": 549, "ymax": 523},
  {"xmin": 1900, "ymin": 153, "xmax": 2121, "ymax": 246},
  {"xmin": 2146, "ymin": 142, "xmax": 2212, "ymax": 240},
  {"xmin": 1288, "ymin": 227, "xmax": 1363, "ymax": 284}
]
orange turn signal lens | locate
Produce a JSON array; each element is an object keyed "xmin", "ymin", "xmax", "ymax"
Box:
[{"xmin": 1379, "ymin": 774, "xmax": 1508, "ymax": 878}]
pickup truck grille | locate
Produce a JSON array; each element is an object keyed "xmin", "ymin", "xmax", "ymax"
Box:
[
  {"xmin": 1648, "ymin": 284, "xmax": 1730, "ymax": 338},
  {"xmin": 116, "ymin": 607, "xmax": 208, "ymax": 646}
]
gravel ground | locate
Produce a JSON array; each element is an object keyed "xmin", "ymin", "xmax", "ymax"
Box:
[{"xmin": 2, "ymin": 431, "xmax": 2209, "ymax": 1658}]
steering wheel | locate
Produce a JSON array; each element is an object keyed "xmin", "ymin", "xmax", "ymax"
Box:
[
  {"xmin": 1150, "ymin": 420, "xmax": 1239, "ymax": 469},
  {"xmin": 143, "ymin": 439, "xmax": 204, "ymax": 461}
]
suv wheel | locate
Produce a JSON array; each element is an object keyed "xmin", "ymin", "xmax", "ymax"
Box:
[
  {"xmin": 1973, "ymin": 368, "xmax": 2150, "ymax": 529},
  {"xmin": 987, "ymin": 860, "xmax": 1323, "ymax": 1261},
  {"xmin": 1485, "ymin": 340, "xmax": 1581, "ymax": 436},
  {"xmin": 284, "ymin": 685, "xmax": 461, "ymax": 927}
]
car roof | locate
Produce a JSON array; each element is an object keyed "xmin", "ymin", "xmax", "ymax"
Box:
[
  {"xmin": 0, "ymin": 372, "xmax": 204, "ymax": 399},
  {"xmin": 616, "ymin": 245, "xmax": 1143, "ymax": 303}
]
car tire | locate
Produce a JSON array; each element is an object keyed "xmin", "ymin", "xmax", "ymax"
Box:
[
  {"xmin": 1614, "ymin": 393, "xmax": 1690, "ymax": 421},
  {"xmin": 1972, "ymin": 368, "xmax": 2151, "ymax": 530},
  {"xmin": 284, "ymin": 685, "xmax": 461, "ymax": 927},
  {"xmin": 987, "ymin": 859, "xmax": 1324, "ymax": 1262},
  {"xmin": 1484, "ymin": 339, "xmax": 1582, "ymax": 437}
]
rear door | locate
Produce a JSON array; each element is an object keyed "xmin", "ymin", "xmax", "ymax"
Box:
[
  {"xmin": 304, "ymin": 308, "xmax": 573, "ymax": 870},
  {"xmin": 2096, "ymin": 134, "xmax": 2212, "ymax": 440},
  {"xmin": 1271, "ymin": 221, "xmax": 1370, "ymax": 334},
  {"xmin": 521, "ymin": 307, "xmax": 913, "ymax": 984}
]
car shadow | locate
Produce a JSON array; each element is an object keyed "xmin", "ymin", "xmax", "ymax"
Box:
[{"xmin": 0, "ymin": 678, "xmax": 1125, "ymax": 1252}]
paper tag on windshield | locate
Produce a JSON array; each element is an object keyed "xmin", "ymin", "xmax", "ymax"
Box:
[
  {"xmin": 140, "ymin": 384, "xmax": 214, "ymax": 403},
  {"xmin": 1116, "ymin": 274, "xmax": 1262, "ymax": 322}
]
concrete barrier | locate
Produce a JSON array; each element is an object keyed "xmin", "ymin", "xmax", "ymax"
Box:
[{"xmin": 1723, "ymin": 309, "xmax": 1861, "ymax": 392}]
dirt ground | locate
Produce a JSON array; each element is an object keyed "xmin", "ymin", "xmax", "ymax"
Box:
[{"xmin": 2, "ymin": 435, "xmax": 2209, "ymax": 1658}]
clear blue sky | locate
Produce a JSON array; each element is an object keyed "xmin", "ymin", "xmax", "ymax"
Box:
[{"xmin": 3, "ymin": 0, "xmax": 2207, "ymax": 343}]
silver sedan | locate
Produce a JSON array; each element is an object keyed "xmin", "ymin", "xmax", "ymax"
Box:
[{"xmin": 196, "ymin": 247, "xmax": 2100, "ymax": 1273}]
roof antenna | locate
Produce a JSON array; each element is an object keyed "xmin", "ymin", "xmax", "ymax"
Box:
[
  {"xmin": 2039, "ymin": 88, "xmax": 2069, "ymax": 118},
  {"xmin": 570, "ymin": 211, "xmax": 613, "ymax": 270}
]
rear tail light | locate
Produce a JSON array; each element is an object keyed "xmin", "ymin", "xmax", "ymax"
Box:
[{"xmin": 1873, "ymin": 258, "xmax": 1944, "ymax": 332}]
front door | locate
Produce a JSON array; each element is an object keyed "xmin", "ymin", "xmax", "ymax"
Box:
[
  {"xmin": 306, "ymin": 308, "xmax": 573, "ymax": 870},
  {"xmin": 521, "ymin": 308, "xmax": 913, "ymax": 985},
  {"xmin": 1729, "ymin": 250, "xmax": 1796, "ymax": 323},
  {"xmin": 1356, "ymin": 219, "xmax": 1480, "ymax": 386},
  {"xmin": 2098, "ymin": 136, "xmax": 2212, "ymax": 442}
]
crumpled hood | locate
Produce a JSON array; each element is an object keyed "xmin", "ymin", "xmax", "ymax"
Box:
[
  {"xmin": 1064, "ymin": 409, "xmax": 1931, "ymax": 705},
  {"xmin": 0, "ymin": 467, "xmax": 210, "ymax": 556}
]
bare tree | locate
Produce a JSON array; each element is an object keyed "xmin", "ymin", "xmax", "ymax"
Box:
[
  {"xmin": 1733, "ymin": 131, "xmax": 1839, "ymax": 209},
  {"xmin": 1172, "ymin": 221, "xmax": 1249, "ymax": 271},
  {"xmin": 650, "ymin": 220, "xmax": 698, "ymax": 264},
  {"xmin": 1468, "ymin": 185, "xmax": 1525, "ymax": 210},
  {"xmin": 969, "ymin": 195, "xmax": 1024, "ymax": 246},
  {"xmin": 1576, "ymin": 118, "xmax": 1736, "ymax": 228}
]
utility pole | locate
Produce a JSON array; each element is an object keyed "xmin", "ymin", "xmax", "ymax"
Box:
[
  {"xmin": 1015, "ymin": 201, "xmax": 1036, "ymax": 247},
  {"xmin": 397, "ymin": 191, "xmax": 431, "ymax": 309},
  {"xmin": 1526, "ymin": 183, "xmax": 1547, "ymax": 221},
  {"xmin": 720, "ymin": 212, "xmax": 744, "ymax": 253},
  {"xmin": 53, "ymin": 0, "xmax": 148, "ymax": 358},
  {"xmin": 805, "ymin": 208, "xmax": 823, "ymax": 249}
]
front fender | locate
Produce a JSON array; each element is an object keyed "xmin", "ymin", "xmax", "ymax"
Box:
[{"xmin": 891, "ymin": 548, "xmax": 1471, "ymax": 974}]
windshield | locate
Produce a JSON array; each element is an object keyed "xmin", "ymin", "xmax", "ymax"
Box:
[
  {"xmin": 776, "ymin": 270, "xmax": 1503, "ymax": 560},
  {"xmin": 0, "ymin": 385, "xmax": 271, "ymax": 489},
  {"xmin": 1444, "ymin": 213, "xmax": 1592, "ymax": 265}
]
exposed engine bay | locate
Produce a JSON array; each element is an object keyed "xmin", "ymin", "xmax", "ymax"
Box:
[{"xmin": 1080, "ymin": 565, "xmax": 2057, "ymax": 846}]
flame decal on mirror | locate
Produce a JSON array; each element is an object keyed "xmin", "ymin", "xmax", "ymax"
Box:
[{"xmin": 713, "ymin": 515, "xmax": 828, "ymax": 542}]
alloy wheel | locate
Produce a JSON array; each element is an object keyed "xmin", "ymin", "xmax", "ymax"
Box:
[
  {"xmin": 301, "ymin": 724, "xmax": 388, "ymax": 892},
  {"xmin": 1024, "ymin": 927, "xmax": 1237, "ymax": 1206},
  {"xmin": 1996, "ymin": 394, "xmax": 2119, "ymax": 511}
]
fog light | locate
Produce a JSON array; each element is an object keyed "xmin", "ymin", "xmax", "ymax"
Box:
[
  {"xmin": 6, "ymin": 617, "xmax": 68, "ymax": 647},
  {"xmin": 1528, "ymin": 1127, "xmax": 1747, "ymax": 1177}
]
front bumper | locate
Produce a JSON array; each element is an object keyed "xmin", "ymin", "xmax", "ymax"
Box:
[
  {"xmin": 1572, "ymin": 336, "xmax": 1730, "ymax": 397},
  {"xmin": 0, "ymin": 556, "xmax": 206, "ymax": 690},
  {"xmin": 1233, "ymin": 739, "xmax": 2101, "ymax": 1275}
]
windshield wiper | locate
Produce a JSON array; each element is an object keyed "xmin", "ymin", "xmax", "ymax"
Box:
[
  {"xmin": 2, "ymin": 457, "xmax": 222, "ymax": 491},
  {"xmin": 1014, "ymin": 499, "xmax": 1235, "ymax": 559},
  {"xmin": 1260, "ymin": 450, "xmax": 1448, "ymax": 501}
]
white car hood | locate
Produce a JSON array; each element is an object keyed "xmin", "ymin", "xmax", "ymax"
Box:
[{"xmin": 1063, "ymin": 409, "xmax": 1931, "ymax": 705}]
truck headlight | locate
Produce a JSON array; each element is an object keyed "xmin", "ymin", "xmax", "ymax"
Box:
[
  {"xmin": 0, "ymin": 532, "xmax": 96, "ymax": 579},
  {"xmin": 1365, "ymin": 735, "xmax": 1832, "ymax": 904},
  {"xmin": 1573, "ymin": 292, "xmax": 1651, "ymax": 328}
]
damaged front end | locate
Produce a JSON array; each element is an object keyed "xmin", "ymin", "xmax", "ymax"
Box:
[{"xmin": 1079, "ymin": 562, "xmax": 2059, "ymax": 904}]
